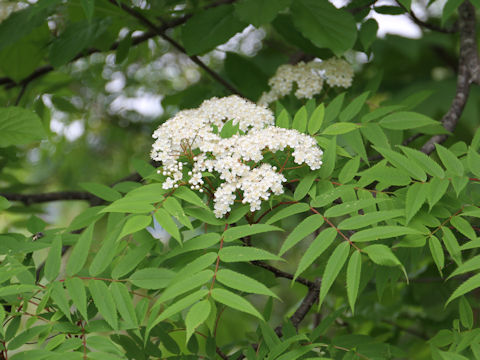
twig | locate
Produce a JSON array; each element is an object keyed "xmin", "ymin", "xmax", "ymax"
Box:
[
  {"xmin": 251, "ymin": 260, "xmax": 315, "ymax": 288},
  {"xmin": 421, "ymin": 2, "xmax": 479, "ymax": 154},
  {"xmin": 0, "ymin": 0, "xmax": 235, "ymax": 89},
  {"xmin": 395, "ymin": 0, "xmax": 457, "ymax": 34},
  {"xmin": 107, "ymin": 0, "xmax": 243, "ymax": 96},
  {"xmin": 290, "ymin": 279, "xmax": 321, "ymax": 328},
  {"xmin": 1, "ymin": 191, "xmax": 99, "ymax": 205}
]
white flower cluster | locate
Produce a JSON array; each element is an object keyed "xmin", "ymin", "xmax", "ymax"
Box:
[
  {"xmin": 258, "ymin": 58, "xmax": 354, "ymax": 105},
  {"xmin": 320, "ymin": 58, "xmax": 354, "ymax": 88},
  {"xmin": 151, "ymin": 96, "xmax": 323, "ymax": 217}
]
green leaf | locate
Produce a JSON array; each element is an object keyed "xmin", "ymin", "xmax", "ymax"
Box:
[
  {"xmin": 154, "ymin": 209, "xmax": 181, "ymax": 245},
  {"xmin": 148, "ymin": 289, "xmax": 208, "ymax": 331},
  {"xmin": 359, "ymin": 18, "xmax": 378, "ymax": 50},
  {"xmin": 451, "ymin": 216, "xmax": 476, "ymax": 240},
  {"xmin": 101, "ymin": 198, "xmax": 155, "ymax": 214},
  {"xmin": 363, "ymin": 244, "xmax": 408, "ymax": 281},
  {"xmin": 427, "ymin": 177, "xmax": 449, "ymax": 209},
  {"xmin": 159, "ymin": 270, "xmax": 213, "ymax": 302},
  {"xmin": 115, "ymin": 31, "xmax": 132, "ymax": 64},
  {"xmin": 379, "ymin": 111, "xmax": 439, "ymax": 130},
  {"xmin": 350, "ymin": 226, "xmax": 423, "ymax": 242},
  {"xmin": 446, "ymin": 273, "xmax": 480, "ymax": 306},
  {"xmin": 79, "ymin": 182, "xmax": 121, "ymax": 202},
  {"xmin": 234, "ymin": 0, "xmax": 291, "ymax": 26},
  {"xmin": 276, "ymin": 109, "xmax": 291, "ymax": 129},
  {"xmin": 185, "ymin": 300, "xmax": 211, "ymax": 343},
  {"xmin": 184, "ymin": 206, "xmax": 225, "ymax": 225},
  {"xmin": 89, "ymin": 280, "xmax": 118, "ymax": 330},
  {"xmin": 346, "ymin": 251, "xmax": 362, "ymax": 313},
  {"xmin": 318, "ymin": 136, "xmax": 336, "ymax": 179},
  {"xmin": 216, "ymin": 269, "xmax": 278, "ymax": 298},
  {"xmin": 361, "ymin": 123, "xmax": 390, "ymax": 149},
  {"xmin": 339, "ymin": 91, "xmax": 369, "ymax": 122},
  {"xmin": 0, "ymin": 196, "xmax": 11, "ymax": 211},
  {"xmin": 44, "ymin": 235, "xmax": 62, "ymax": 282},
  {"xmin": 467, "ymin": 147, "xmax": 480, "ymax": 177},
  {"xmin": 293, "ymin": 171, "xmax": 317, "ymax": 201},
  {"xmin": 373, "ymin": 146, "xmax": 426, "ymax": 181},
  {"xmin": 110, "ymin": 282, "xmax": 138, "ymax": 327},
  {"xmin": 459, "ymin": 296, "xmax": 473, "ymax": 329},
  {"xmin": 405, "ymin": 182, "xmax": 426, "ymax": 224},
  {"xmin": 290, "ymin": 0, "xmax": 357, "ymax": 55},
  {"xmin": 448, "ymin": 254, "xmax": 480, "ymax": 280},
  {"xmin": 0, "ymin": 107, "xmax": 47, "ymax": 147},
  {"xmin": 112, "ymin": 241, "xmax": 154, "ymax": 279},
  {"xmin": 163, "ymin": 233, "xmax": 221, "ymax": 261},
  {"xmin": 223, "ymin": 224, "xmax": 283, "ymax": 242},
  {"xmin": 8, "ymin": 325, "xmax": 51, "ymax": 351},
  {"xmin": 442, "ymin": 0, "xmax": 463, "ymax": 25},
  {"xmin": 49, "ymin": 19, "xmax": 109, "ymax": 68},
  {"xmin": 0, "ymin": 284, "xmax": 37, "ymax": 297},
  {"xmin": 81, "ymin": 0, "xmax": 95, "ymax": 21},
  {"xmin": 129, "ymin": 268, "xmax": 175, "ymax": 289},
  {"xmin": 308, "ymin": 103, "xmax": 325, "ymax": 135},
  {"xmin": 429, "ymin": 236, "xmax": 445, "ymax": 275},
  {"xmin": 211, "ymin": 288, "xmax": 263, "ymax": 320},
  {"xmin": 397, "ymin": 145, "xmax": 445, "ymax": 178},
  {"xmin": 436, "ymin": 144, "xmax": 464, "ymax": 176},
  {"xmin": 89, "ymin": 219, "xmax": 123, "ymax": 276},
  {"xmin": 338, "ymin": 209, "xmax": 404, "ymax": 230},
  {"xmin": 294, "ymin": 228, "xmax": 336, "ymax": 280},
  {"xmin": 181, "ymin": 4, "xmax": 247, "ymax": 55},
  {"xmin": 338, "ymin": 156, "xmax": 360, "ymax": 184},
  {"xmin": 224, "ymin": 53, "xmax": 269, "ymax": 101},
  {"xmin": 219, "ymin": 119, "xmax": 241, "ymax": 139},
  {"xmin": 173, "ymin": 253, "xmax": 218, "ymax": 280},
  {"xmin": 325, "ymin": 198, "xmax": 386, "ymax": 218},
  {"xmin": 64, "ymin": 277, "xmax": 88, "ymax": 320},
  {"xmin": 325, "ymin": 93, "xmax": 345, "ymax": 124},
  {"xmin": 322, "ymin": 122, "xmax": 359, "ymax": 135},
  {"xmin": 442, "ymin": 227, "xmax": 462, "ymax": 265},
  {"xmin": 279, "ymin": 214, "xmax": 324, "ymax": 255},
  {"xmin": 51, "ymin": 282, "xmax": 71, "ymax": 321},
  {"xmin": 292, "ymin": 106, "xmax": 308, "ymax": 133},
  {"xmin": 265, "ymin": 203, "xmax": 310, "ymax": 225},
  {"xmin": 219, "ymin": 246, "xmax": 283, "ymax": 262},
  {"xmin": 66, "ymin": 223, "xmax": 95, "ymax": 276},
  {"xmin": 319, "ymin": 242, "xmax": 350, "ymax": 308},
  {"xmin": 120, "ymin": 215, "xmax": 152, "ymax": 238}
]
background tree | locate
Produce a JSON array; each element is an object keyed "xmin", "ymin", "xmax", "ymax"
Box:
[{"xmin": 0, "ymin": 0, "xmax": 480, "ymax": 359}]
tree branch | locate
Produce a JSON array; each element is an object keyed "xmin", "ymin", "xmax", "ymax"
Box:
[
  {"xmin": 0, "ymin": 0, "xmax": 235, "ymax": 90},
  {"xmin": 252, "ymin": 260, "xmax": 316, "ymax": 288},
  {"xmin": 290, "ymin": 278, "xmax": 321, "ymax": 328},
  {"xmin": 395, "ymin": 0, "xmax": 458, "ymax": 34},
  {"xmin": 0, "ymin": 191, "xmax": 100, "ymax": 206},
  {"xmin": 107, "ymin": 0, "xmax": 243, "ymax": 96},
  {"xmin": 421, "ymin": 1, "xmax": 479, "ymax": 154}
]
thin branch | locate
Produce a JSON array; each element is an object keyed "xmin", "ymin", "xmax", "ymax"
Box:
[
  {"xmin": 395, "ymin": 0, "xmax": 458, "ymax": 34},
  {"xmin": 290, "ymin": 279, "xmax": 321, "ymax": 328},
  {"xmin": 0, "ymin": 191, "xmax": 99, "ymax": 205},
  {"xmin": 421, "ymin": 1, "xmax": 479, "ymax": 154},
  {"xmin": 252, "ymin": 260, "xmax": 316, "ymax": 288},
  {"xmin": 0, "ymin": 0, "xmax": 234, "ymax": 90},
  {"xmin": 107, "ymin": 0, "xmax": 243, "ymax": 96}
]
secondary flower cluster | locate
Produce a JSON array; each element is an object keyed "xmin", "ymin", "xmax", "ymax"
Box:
[
  {"xmin": 258, "ymin": 58, "xmax": 354, "ymax": 105},
  {"xmin": 151, "ymin": 96, "xmax": 323, "ymax": 217}
]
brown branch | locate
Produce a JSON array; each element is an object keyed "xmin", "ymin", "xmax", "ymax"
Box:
[
  {"xmin": 0, "ymin": 0, "xmax": 235, "ymax": 89},
  {"xmin": 421, "ymin": 1, "xmax": 479, "ymax": 154},
  {"xmin": 252, "ymin": 260, "xmax": 315, "ymax": 288},
  {"xmin": 290, "ymin": 278, "xmax": 321, "ymax": 328},
  {"xmin": 107, "ymin": 0, "xmax": 243, "ymax": 96},
  {"xmin": 395, "ymin": 0, "xmax": 458, "ymax": 34},
  {"xmin": 1, "ymin": 191, "xmax": 99, "ymax": 205}
]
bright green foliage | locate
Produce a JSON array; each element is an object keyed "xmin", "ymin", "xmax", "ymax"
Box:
[{"xmin": 1, "ymin": 0, "xmax": 480, "ymax": 359}]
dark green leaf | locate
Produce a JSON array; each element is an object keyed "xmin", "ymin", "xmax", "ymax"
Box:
[
  {"xmin": 319, "ymin": 242, "xmax": 350, "ymax": 308},
  {"xmin": 0, "ymin": 107, "xmax": 46, "ymax": 147}
]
